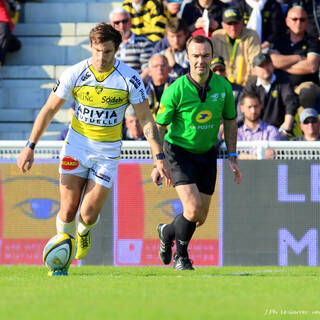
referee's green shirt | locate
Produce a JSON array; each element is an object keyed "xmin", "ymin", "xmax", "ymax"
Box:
[{"xmin": 156, "ymin": 73, "xmax": 236, "ymax": 154}]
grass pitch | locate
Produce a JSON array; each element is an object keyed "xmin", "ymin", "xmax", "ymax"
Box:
[{"xmin": 1, "ymin": 266, "xmax": 320, "ymax": 320}]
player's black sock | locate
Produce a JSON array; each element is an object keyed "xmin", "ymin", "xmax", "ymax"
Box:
[
  {"xmin": 163, "ymin": 213, "xmax": 181, "ymax": 241},
  {"xmin": 174, "ymin": 214, "xmax": 196, "ymax": 258}
]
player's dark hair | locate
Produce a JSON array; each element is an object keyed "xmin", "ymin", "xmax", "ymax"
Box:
[
  {"xmin": 89, "ymin": 22, "xmax": 122, "ymax": 51},
  {"xmin": 240, "ymin": 91, "xmax": 261, "ymax": 105},
  {"xmin": 186, "ymin": 35, "xmax": 213, "ymax": 56},
  {"xmin": 166, "ymin": 18, "xmax": 189, "ymax": 34}
]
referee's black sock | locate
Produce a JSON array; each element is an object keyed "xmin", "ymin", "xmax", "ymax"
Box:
[
  {"xmin": 163, "ymin": 213, "xmax": 182, "ymax": 241},
  {"xmin": 174, "ymin": 214, "xmax": 196, "ymax": 258}
]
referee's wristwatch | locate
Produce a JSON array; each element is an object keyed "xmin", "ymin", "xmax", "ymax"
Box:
[
  {"xmin": 156, "ymin": 153, "xmax": 165, "ymax": 160},
  {"xmin": 227, "ymin": 152, "xmax": 238, "ymax": 160}
]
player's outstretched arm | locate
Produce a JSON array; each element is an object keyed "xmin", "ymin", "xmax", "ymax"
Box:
[
  {"xmin": 223, "ymin": 118, "xmax": 242, "ymax": 184},
  {"xmin": 132, "ymin": 100, "xmax": 172, "ymax": 187},
  {"xmin": 17, "ymin": 92, "xmax": 66, "ymax": 173}
]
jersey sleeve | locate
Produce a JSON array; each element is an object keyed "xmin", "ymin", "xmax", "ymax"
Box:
[
  {"xmin": 127, "ymin": 72, "xmax": 148, "ymax": 105},
  {"xmin": 52, "ymin": 66, "xmax": 76, "ymax": 100},
  {"xmin": 156, "ymin": 83, "xmax": 177, "ymax": 125},
  {"xmin": 222, "ymin": 81, "xmax": 236, "ymax": 120}
]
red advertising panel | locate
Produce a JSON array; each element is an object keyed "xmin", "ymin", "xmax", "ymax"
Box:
[{"xmin": 114, "ymin": 160, "xmax": 223, "ymax": 266}]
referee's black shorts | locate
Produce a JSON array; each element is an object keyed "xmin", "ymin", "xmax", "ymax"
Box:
[{"xmin": 163, "ymin": 140, "xmax": 217, "ymax": 195}]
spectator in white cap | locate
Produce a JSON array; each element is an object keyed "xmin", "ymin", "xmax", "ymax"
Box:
[{"xmin": 292, "ymin": 108, "xmax": 320, "ymax": 141}]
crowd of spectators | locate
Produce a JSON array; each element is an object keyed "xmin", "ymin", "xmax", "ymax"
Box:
[
  {"xmin": 2, "ymin": 0, "xmax": 320, "ymax": 150},
  {"xmin": 118, "ymin": 0, "xmax": 320, "ymax": 147}
]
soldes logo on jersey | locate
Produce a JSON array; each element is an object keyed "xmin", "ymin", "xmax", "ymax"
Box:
[
  {"xmin": 129, "ymin": 75, "xmax": 141, "ymax": 89},
  {"xmin": 81, "ymin": 72, "xmax": 91, "ymax": 82},
  {"xmin": 101, "ymin": 96, "xmax": 124, "ymax": 105},
  {"xmin": 77, "ymin": 105, "xmax": 119, "ymax": 126},
  {"xmin": 195, "ymin": 110, "xmax": 212, "ymax": 123}
]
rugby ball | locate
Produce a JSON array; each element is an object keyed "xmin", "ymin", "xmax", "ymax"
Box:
[{"xmin": 42, "ymin": 233, "xmax": 77, "ymax": 271}]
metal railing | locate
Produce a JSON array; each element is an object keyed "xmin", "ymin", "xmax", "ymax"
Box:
[{"xmin": 1, "ymin": 140, "xmax": 320, "ymax": 160}]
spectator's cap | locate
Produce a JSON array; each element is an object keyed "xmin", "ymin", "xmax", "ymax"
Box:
[
  {"xmin": 222, "ymin": 8, "xmax": 242, "ymax": 24},
  {"xmin": 300, "ymin": 108, "xmax": 319, "ymax": 123},
  {"xmin": 210, "ymin": 56, "xmax": 225, "ymax": 69},
  {"xmin": 168, "ymin": 0, "xmax": 183, "ymax": 3},
  {"xmin": 125, "ymin": 105, "xmax": 136, "ymax": 119},
  {"xmin": 253, "ymin": 53, "xmax": 271, "ymax": 67}
]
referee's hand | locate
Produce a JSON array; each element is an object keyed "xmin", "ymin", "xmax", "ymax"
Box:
[
  {"xmin": 228, "ymin": 158, "xmax": 242, "ymax": 184},
  {"xmin": 151, "ymin": 160, "xmax": 172, "ymax": 187}
]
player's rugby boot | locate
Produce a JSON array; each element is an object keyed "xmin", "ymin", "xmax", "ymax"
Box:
[
  {"xmin": 173, "ymin": 253, "xmax": 194, "ymax": 270},
  {"xmin": 48, "ymin": 268, "xmax": 68, "ymax": 277},
  {"xmin": 75, "ymin": 231, "xmax": 91, "ymax": 259},
  {"xmin": 157, "ymin": 224, "xmax": 174, "ymax": 265}
]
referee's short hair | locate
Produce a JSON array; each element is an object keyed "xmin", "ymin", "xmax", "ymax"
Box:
[{"xmin": 186, "ymin": 35, "xmax": 213, "ymax": 56}]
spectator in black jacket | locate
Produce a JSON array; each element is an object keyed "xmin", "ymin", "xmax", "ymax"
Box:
[
  {"xmin": 243, "ymin": 52, "xmax": 299, "ymax": 138},
  {"xmin": 182, "ymin": 0, "xmax": 228, "ymax": 38},
  {"xmin": 236, "ymin": 0, "xmax": 286, "ymax": 50}
]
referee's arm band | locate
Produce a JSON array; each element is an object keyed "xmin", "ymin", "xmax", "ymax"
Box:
[
  {"xmin": 25, "ymin": 141, "xmax": 36, "ymax": 150},
  {"xmin": 228, "ymin": 152, "xmax": 238, "ymax": 159}
]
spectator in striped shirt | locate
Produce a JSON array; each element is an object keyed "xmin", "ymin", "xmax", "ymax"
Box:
[
  {"xmin": 122, "ymin": 0, "xmax": 168, "ymax": 43},
  {"xmin": 110, "ymin": 8, "xmax": 153, "ymax": 76}
]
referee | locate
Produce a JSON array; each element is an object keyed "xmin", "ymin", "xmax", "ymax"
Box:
[{"xmin": 153, "ymin": 35, "xmax": 242, "ymax": 270}]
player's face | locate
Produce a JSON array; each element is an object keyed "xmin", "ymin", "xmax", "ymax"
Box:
[
  {"xmin": 187, "ymin": 41, "xmax": 213, "ymax": 77},
  {"xmin": 222, "ymin": 21, "xmax": 243, "ymax": 39},
  {"xmin": 91, "ymin": 40, "xmax": 116, "ymax": 72},
  {"xmin": 241, "ymin": 97, "xmax": 262, "ymax": 122},
  {"xmin": 166, "ymin": 30, "xmax": 188, "ymax": 51},
  {"xmin": 286, "ymin": 9, "xmax": 308, "ymax": 36}
]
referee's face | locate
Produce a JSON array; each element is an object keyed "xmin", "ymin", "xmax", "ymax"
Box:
[{"xmin": 187, "ymin": 41, "xmax": 213, "ymax": 77}]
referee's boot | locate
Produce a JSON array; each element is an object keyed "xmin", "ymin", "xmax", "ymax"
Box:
[
  {"xmin": 173, "ymin": 253, "xmax": 194, "ymax": 271},
  {"xmin": 157, "ymin": 224, "xmax": 174, "ymax": 265},
  {"xmin": 75, "ymin": 231, "xmax": 91, "ymax": 259}
]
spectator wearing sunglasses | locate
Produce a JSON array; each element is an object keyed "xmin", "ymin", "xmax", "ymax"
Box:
[
  {"xmin": 270, "ymin": 5, "xmax": 320, "ymax": 111},
  {"xmin": 110, "ymin": 8, "xmax": 153, "ymax": 77},
  {"xmin": 292, "ymin": 108, "xmax": 320, "ymax": 141}
]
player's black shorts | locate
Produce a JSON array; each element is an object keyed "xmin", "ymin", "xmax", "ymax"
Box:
[{"xmin": 164, "ymin": 140, "xmax": 217, "ymax": 195}]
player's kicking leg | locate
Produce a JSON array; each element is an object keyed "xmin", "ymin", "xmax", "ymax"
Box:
[{"xmin": 75, "ymin": 179, "xmax": 110, "ymax": 259}]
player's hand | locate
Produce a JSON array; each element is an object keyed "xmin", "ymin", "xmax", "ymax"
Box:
[
  {"xmin": 17, "ymin": 147, "xmax": 34, "ymax": 173},
  {"xmin": 228, "ymin": 158, "xmax": 242, "ymax": 184},
  {"xmin": 152, "ymin": 159, "xmax": 172, "ymax": 187}
]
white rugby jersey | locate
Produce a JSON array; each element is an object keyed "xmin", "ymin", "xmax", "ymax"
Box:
[{"xmin": 53, "ymin": 58, "xmax": 147, "ymax": 142}]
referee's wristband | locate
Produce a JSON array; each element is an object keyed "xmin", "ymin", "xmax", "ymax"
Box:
[
  {"xmin": 156, "ymin": 152, "xmax": 165, "ymax": 160},
  {"xmin": 25, "ymin": 140, "xmax": 36, "ymax": 150},
  {"xmin": 227, "ymin": 152, "xmax": 238, "ymax": 159}
]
